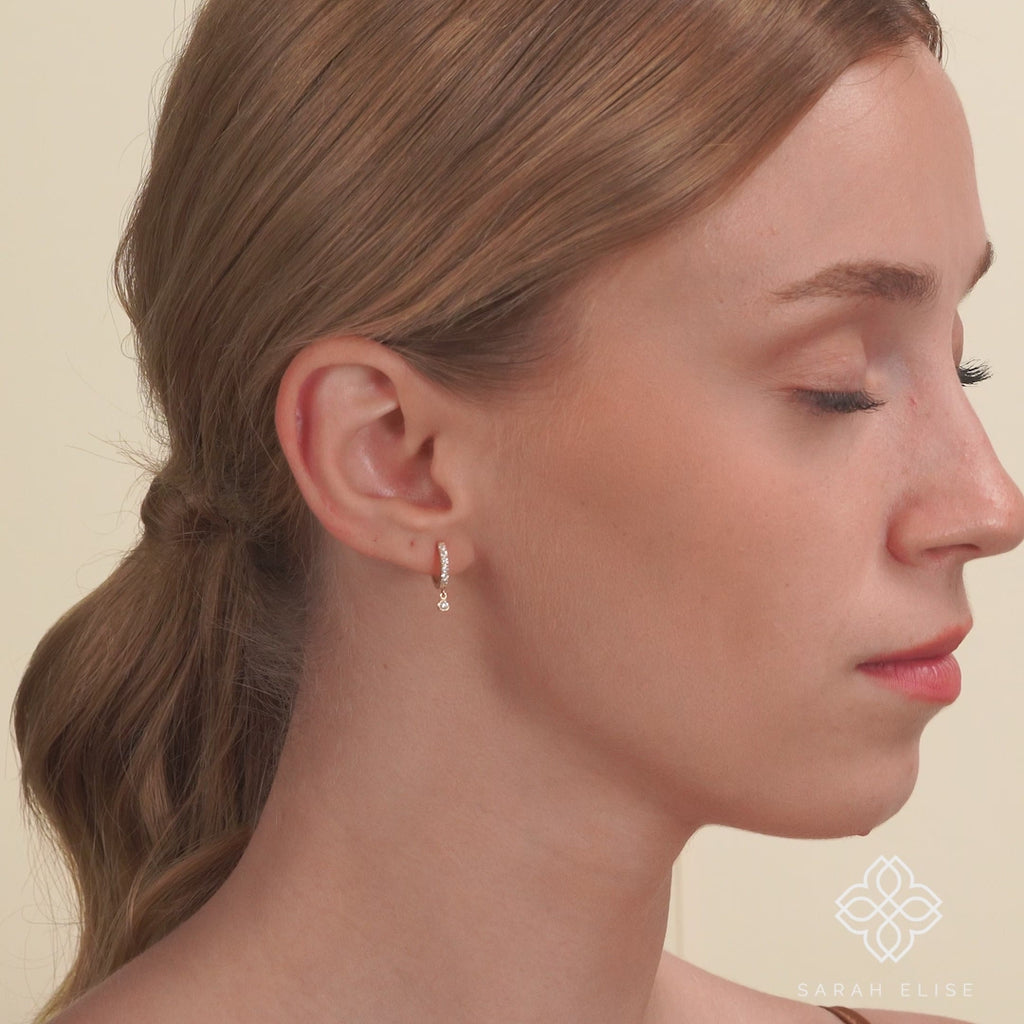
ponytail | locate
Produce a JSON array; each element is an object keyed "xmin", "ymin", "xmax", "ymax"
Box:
[{"xmin": 14, "ymin": 465, "xmax": 312, "ymax": 1019}]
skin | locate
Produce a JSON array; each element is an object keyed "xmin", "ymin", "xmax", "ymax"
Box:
[{"xmin": 60, "ymin": 42, "xmax": 1022, "ymax": 1024}]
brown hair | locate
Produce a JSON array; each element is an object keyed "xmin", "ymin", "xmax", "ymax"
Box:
[{"xmin": 13, "ymin": 0, "xmax": 942, "ymax": 1019}]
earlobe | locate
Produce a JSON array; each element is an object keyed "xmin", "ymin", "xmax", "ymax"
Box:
[{"xmin": 274, "ymin": 336, "xmax": 464, "ymax": 573}]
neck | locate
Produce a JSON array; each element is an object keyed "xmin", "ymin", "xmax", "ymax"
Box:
[{"xmin": 154, "ymin": 575, "xmax": 697, "ymax": 1024}]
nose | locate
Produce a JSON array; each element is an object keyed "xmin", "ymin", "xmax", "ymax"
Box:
[{"xmin": 886, "ymin": 387, "xmax": 1024, "ymax": 566}]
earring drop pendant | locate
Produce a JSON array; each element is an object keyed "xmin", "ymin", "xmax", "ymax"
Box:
[{"xmin": 434, "ymin": 541, "xmax": 451, "ymax": 612}]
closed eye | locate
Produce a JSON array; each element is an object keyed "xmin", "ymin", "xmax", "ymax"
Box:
[
  {"xmin": 796, "ymin": 389, "xmax": 886, "ymax": 415},
  {"xmin": 795, "ymin": 358, "xmax": 991, "ymax": 415}
]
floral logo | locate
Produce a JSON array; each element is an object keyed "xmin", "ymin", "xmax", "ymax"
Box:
[{"xmin": 834, "ymin": 855, "xmax": 943, "ymax": 963}]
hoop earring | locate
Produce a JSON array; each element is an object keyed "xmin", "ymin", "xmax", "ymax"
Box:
[{"xmin": 432, "ymin": 540, "xmax": 450, "ymax": 612}]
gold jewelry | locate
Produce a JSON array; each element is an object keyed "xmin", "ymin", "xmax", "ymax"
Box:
[{"xmin": 432, "ymin": 541, "xmax": 450, "ymax": 612}]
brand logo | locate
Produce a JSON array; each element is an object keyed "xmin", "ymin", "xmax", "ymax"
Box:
[{"xmin": 833, "ymin": 855, "xmax": 943, "ymax": 963}]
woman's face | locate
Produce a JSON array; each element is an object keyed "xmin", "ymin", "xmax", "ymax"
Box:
[{"xmin": 474, "ymin": 43, "xmax": 1024, "ymax": 839}]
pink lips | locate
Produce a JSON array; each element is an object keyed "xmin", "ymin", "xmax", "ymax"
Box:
[{"xmin": 857, "ymin": 624, "xmax": 970, "ymax": 704}]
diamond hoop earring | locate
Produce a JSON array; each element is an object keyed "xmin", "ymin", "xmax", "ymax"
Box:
[{"xmin": 432, "ymin": 541, "xmax": 450, "ymax": 612}]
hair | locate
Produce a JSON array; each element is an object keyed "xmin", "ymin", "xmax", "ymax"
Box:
[{"xmin": 14, "ymin": 0, "xmax": 942, "ymax": 1019}]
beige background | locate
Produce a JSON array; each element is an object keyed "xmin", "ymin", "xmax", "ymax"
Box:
[{"xmin": 2, "ymin": 1, "xmax": 1021, "ymax": 1022}]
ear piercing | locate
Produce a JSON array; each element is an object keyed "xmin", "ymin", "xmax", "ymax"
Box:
[{"xmin": 433, "ymin": 540, "xmax": 450, "ymax": 612}]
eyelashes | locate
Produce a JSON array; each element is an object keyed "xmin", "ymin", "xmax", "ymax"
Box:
[
  {"xmin": 801, "ymin": 389, "xmax": 885, "ymax": 414},
  {"xmin": 799, "ymin": 359, "xmax": 993, "ymax": 415},
  {"xmin": 956, "ymin": 358, "xmax": 992, "ymax": 386}
]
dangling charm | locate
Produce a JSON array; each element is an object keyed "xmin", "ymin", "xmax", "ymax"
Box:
[{"xmin": 433, "ymin": 540, "xmax": 451, "ymax": 612}]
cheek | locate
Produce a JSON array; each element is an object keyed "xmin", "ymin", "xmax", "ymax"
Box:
[
  {"xmin": 484, "ymin": 372, "xmax": 898, "ymax": 805},
  {"xmin": 546, "ymin": 383, "xmax": 869, "ymax": 665}
]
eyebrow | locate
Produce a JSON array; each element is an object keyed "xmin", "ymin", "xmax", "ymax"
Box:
[{"xmin": 771, "ymin": 241, "xmax": 994, "ymax": 306}]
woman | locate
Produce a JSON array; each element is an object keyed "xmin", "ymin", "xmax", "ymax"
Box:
[{"xmin": 13, "ymin": 1, "xmax": 1023, "ymax": 1022}]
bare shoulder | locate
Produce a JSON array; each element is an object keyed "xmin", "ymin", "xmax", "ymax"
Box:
[
  {"xmin": 48, "ymin": 998, "xmax": 116, "ymax": 1024},
  {"xmin": 44, "ymin": 958, "xmax": 191, "ymax": 1024},
  {"xmin": 654, "ymin": 950, "xmax": 832, "ymax": 1022},
  {"xmin": 47, "ymin": 986, "xmax": 145, "ymax": 1024},
  {"xmin": 654, "ymin": 951, "xmax": 975, "ymax": 1024},
  {"xmin": 850, "ymin": 1011, "xmax": 975, "ymax": 1024}
]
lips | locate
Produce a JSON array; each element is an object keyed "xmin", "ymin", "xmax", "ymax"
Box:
[{"xmin": 858, "ymin": 622, "xmax": 971, "ymax": 667}]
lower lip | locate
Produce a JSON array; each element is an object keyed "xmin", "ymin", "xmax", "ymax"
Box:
[{"xmin": 857, "ymin": 655, "xmax": 962, "ymax": 703}]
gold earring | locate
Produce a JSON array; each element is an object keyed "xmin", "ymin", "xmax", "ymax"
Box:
[{"xmin": 432, "ymin": 541, "xmax": 450, "ymax": 612}]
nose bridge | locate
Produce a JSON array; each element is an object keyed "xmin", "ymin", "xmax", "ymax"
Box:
[{"xmin": 894, "ymin": 384, "xmax": 1024, "ymax": 561}]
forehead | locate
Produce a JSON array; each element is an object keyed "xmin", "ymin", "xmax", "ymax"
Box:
[{"xmin": 569, "ymin": 43, "xmax": 985, "ymax": 340}]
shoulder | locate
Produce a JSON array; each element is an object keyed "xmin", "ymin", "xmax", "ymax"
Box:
[
  {"xmin": 848, "ymin": 1012, "xmax": 975, "ymax": 1024},
  {"xmin": 655, "ymin": 952, "xmax": 976, "ymax": 1024},
  {"xmin": 48, "ymin": 992, "xmax": 139, "ymax": 1024},
  {"xmin": 45, "ymin": 962, "xmax": 188, "ymax": 1024}
]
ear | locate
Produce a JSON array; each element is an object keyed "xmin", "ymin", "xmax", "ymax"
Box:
[{"xmin": 274, "ymin": 335, "xmax": 479, "ymax": 577}]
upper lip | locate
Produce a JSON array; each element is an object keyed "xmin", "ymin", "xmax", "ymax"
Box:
[{"xmin": 859, "ymin": 622, "xmax": 972, "ymax": 665}]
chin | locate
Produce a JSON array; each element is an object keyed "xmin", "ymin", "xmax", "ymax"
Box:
[
  {"xmin": 823, "ymin": 772, "xmax": 921, "ymax": 839},
  {"xmin": 719, "ymin": 756, "xmax": 922, "ymax": 841},
  {"xmin": 752, "ymin": 801, "xmax": 911, "ymax": 841}
]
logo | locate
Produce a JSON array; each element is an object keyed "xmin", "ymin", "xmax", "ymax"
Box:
[{"xmin": 834, "ymin": 855, "xmax": 943, "ymax": 963}]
